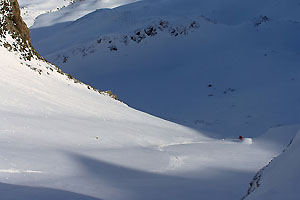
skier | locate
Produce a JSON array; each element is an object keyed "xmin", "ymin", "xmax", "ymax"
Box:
[{"xmin": 239, "ymin": 136, "xmax": 243, "ymax": 141}]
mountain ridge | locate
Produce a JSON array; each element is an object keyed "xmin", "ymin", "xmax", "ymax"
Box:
[{"xmin": 0, "ymin": 0, "xmax": 119, "ymax": 100}]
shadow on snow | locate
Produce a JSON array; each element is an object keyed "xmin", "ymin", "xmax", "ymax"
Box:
[
  {"xmin": 0, "ymin": 182, "xmax": 102, "ymax": 200},
  {"xmin": 70, "ymin": 152, "xmax": 254, "ymax": 200}
]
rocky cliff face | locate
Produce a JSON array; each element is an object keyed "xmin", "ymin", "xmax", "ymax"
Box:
[
  {"xmin": 4, "ymin": 0, "xmax": 30, "ymax": 42},
  {"xmin": 0, "ymin": 0, "xmax": 39, "ymax": 60},
  {"xmin": 0, "ymin": 0, "xmax": 119, "ymax": 100}
]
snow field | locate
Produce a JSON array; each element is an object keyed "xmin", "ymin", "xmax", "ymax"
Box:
[
  {"xmin": 1, "ymin": 0, "xmax": 300, "ymax": 199},
  {"xmin": 0, "ymin": 45, "xmax": 294, "ymax": 199}
]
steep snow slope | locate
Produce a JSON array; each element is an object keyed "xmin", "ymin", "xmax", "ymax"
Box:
[
  {"xmin": 30, "ymin": 0, "xmax": 139, "ymax": 28},
  {"xmin": 243, "ymin": 128, "xmax": 300, "ymax": 200},
  {"xmin": 19, "ymin": 0, "xmax": 139, "ymax": 27},
  {"xmin": 30, "ymin": 0, "xmax": 300, "ymax": 137},
  {"xmin": 0, "ymin": 0, "xmax": 294, "ymax": 199},
  {"xmin": 19, "ymin": 0, "xmax": 75, "ymax": 27}
]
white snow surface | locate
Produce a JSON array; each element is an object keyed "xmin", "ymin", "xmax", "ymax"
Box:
[
  {"xmin": 2, "ymin": 0, "xmax": 300, "ymax": 199},
  {"xmin": 28, "ymin": 0, "xmax": 300, "ymax": 137},
  {"xmin": 19, "ymin": 0, "xmax": 75, "ymax": 27},
  {"xmin": 19, "ymin": 0, "xmax": 139, "ymax": 27},
  {"xmin": 0, "ymin": 39, "xmax": 295, "ymax": 199},
  {"xmin": 245, "ymin": 128, "xmax": 300, "ymax": 200}
]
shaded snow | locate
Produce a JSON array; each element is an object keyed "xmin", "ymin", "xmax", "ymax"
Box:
[
  {"xmin": 0, "ymin": 43, "xmax": 290, "ymax": 199},
  {"xmin": 30, "ymin": 0, "xmax": 300, "ymax": 137},
  {"xmin": 244, "ymin": 128, "xmax": 300, "ymax": 200},
  {"xmin": 2, "ymin": 0, "xmax": 300, "ymax": 199}
]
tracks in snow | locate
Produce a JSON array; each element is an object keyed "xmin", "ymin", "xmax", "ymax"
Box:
[
  {"xmin": 156, "ymin": 140, "xmax": 208, "ymax": 172},
  {"xmin": 0, "ymin": 169, "xmax": 43, "ymax": 174}
]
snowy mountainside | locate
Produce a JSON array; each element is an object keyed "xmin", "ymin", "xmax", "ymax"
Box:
[
  {"xmin": 0, "ymin": 31, "xmax": 278, "ymax": 200},
  {"xmin": 1, "ymin": 0, "xmax": 118, "ymax": 98},
  {"xmin": 19, "ymin": 0, "xmax": 139, "ymax": 28},
  {"xmin": 0, "ymin": 0, "xmax": 195, "ymax": 148},
  {"xmin": 243, "ymin": 128, "xmax": 300, "ymax": 200},
  {"xmin": 19, "ymin": 0, "xmax": 76, "ymax": 27},
  {"xmin": 0, "ymin": 1, "xmax": 296, "ymax": 199},
  {"xmin": 30, "ymin": 0, "xmax": 300, "ymax": 137}
]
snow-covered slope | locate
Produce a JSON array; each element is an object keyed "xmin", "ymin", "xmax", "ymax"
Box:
[
  {"xmin": 29, "ymin": 0, "xmax": 300, "ymax": 137},
  {"xmin": 1, "ymin": 1, "xmax": 295, "ymax": 199},
  {"xmin": 19, "ymin": 0, "xmax": 75, "ymax": 27},
  {"xmin": 243, "ymin": 128, "xmax": 300, "ymax": 200},
  {"xmin": 1, "ymin": 33, "xmax": 279, "ymax": 199},
  {"xmin": 19, "ymin": 0, "xmax": 139, "ymax": 27}
]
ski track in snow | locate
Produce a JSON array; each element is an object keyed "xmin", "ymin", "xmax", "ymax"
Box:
[
  {"xmin": 157, "ymin": 141, "xmax": 206, "ymax": 152},
  {"xmin": 0, "ymin": 169, "xmax": 43, "ymax": 174},
  {"xmin": 166, "ymin": 155, "xmax": 184, "ymax": 171}
]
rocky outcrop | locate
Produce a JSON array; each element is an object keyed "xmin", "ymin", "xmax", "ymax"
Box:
[
  {"xmin": 0, "ymin": 0, "xmax": 40, "ymax": 60},
  {"xmin": 4, "ymin": 0, "xmax": 30, "ymax": 42},
  {"xmin": 0, "ymin": 0, "xmax": 119, "ymax": 101}
]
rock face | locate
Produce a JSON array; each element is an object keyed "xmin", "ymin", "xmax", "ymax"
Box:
[
  {"xmin": 7, "ymin": 0, "xmax": 30, "ymax": 42},
  {"xmin": 0, "ymin": 0, "xmax": 119, "ymax": 99},
  {"xmin": 1, "ymin": 0, "xmax": 29, "ymax": 41},
  {"xmin": 0, "ymin": 0, "xmax": 39, "ymax": 60}
]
